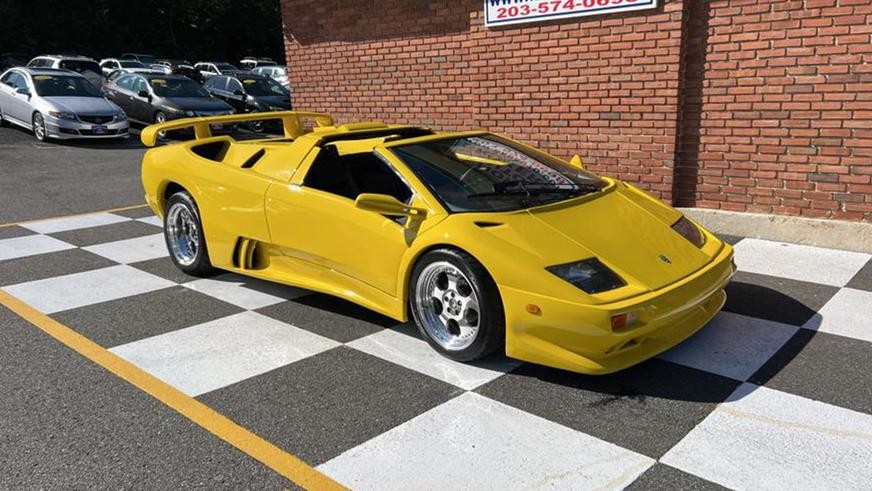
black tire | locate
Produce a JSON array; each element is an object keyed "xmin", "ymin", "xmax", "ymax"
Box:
[
  {"xmin": 409, "ymin": 248, "xmax": 505, "ymax": 362},
  {"xmin": 32, "ymin": 112, "xmax": 47, "ymax": 142},
  {"xmin": 163, "ymin": 191, "xmax": 215, "ymax": 276}
]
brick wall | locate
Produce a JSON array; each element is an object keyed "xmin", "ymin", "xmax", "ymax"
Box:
[
  {"xmin": 691, "ymin": 0, "xmax": 872, "ymax": 220},
  {"xmin": 281, "ymin": 0, "xmax": 872, "ymax": 221}
]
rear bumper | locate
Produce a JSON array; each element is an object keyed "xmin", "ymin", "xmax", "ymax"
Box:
[{"xmin": 501, "ymin": 244, "xmax": 735, "ymax": 374}]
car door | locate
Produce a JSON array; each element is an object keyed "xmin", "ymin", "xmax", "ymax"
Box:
[
  {"xmin": 225, "ymin": 78, "xmax": 247, "ymax": 113},
  {"xmin": 5, "ymin": 71, "xmax": 32, "ymax": 123},
  {"xmin": 265, "ymin": 147, "xmax": 420, "ymax": 295},
  {"xmin": 130, "ymin": 76, "xmax": 153, "ymax": 122},
  {"xmin": 203, "ymin": 76, "xmax": 228, "ymax": 102},
  {"xmin": 106, "ymin": 74, "xmax": 134, "ymax": 119}
]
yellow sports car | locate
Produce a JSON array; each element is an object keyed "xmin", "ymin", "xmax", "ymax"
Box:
[{"xmin": 141, "ymin": 112, "xmax": 735, "ymax": 375}]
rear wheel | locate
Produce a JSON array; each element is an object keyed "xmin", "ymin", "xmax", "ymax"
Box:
[
  {"xmin": 164, "ymin": 191, "xmax": 214, "ymax": 276},
  {"xmin": 410, "ymin": 249, "xmax": 505, "ymax": 362},
  {"xmin": 32, "ymin": 113, "xmax": 47, "ymax": 142}
]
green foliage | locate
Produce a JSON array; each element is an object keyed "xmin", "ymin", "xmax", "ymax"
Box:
[{"xmin": 0, "ymin": 0, "xmax": 284, "ymax": 63}]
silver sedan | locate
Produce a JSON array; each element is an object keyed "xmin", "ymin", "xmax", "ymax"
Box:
[{"xmin": 0, "ymin": 67, "xmax": 129, "ymax": 141}]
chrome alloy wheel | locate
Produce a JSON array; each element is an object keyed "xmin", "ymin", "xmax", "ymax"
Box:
[
  {"xmin": 414, "ymin": 261, "xmax": 481, "ymax": 351},
  {"xmin": 33, "ymin": 113, "xmax": 46, "ymax": 141},
  {"xmin": 165, "ymin": 202, "xmax": 199, "ymax": 266}
]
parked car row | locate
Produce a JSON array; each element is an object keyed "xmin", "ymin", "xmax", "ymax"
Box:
[{"xmin": 0, "ymin": 53, "xmax": 292, "ymax": 142}]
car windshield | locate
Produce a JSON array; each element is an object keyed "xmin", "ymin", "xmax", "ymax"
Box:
[
  {"xmin": 241, "ymin": 77, "xmax": 287, "ymax": 96},
  {"xmin": 33, "ymin": 74, "xmax": 101, "ymax": 97},
  {"xmin": 149, "ymin": 78, "xmax": 208, "ymax": 97},
  {"xmin": 58, "ymin": 60, "xmax": 101, "ymax": 74},
  {"xmin": 390, "ymin": 135, "xmax": 607, "ymax": 213},
  {"xmin": 215, "ymin": 63, "xmax": 238, "ymax": 71},
  {"xmin": 119, "ymin": 60, "xmax": 145, "ymax": 68},
  {"xmin": 137, "ymin": 55, "xmax": 156, "ymax": 65}
]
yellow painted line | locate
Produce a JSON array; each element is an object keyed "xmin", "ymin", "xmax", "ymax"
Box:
[
  {"xmin": 0, "ymin": 204, "xmax": 150, "ymax": 229},
  {"xmin": 0, "ymin": 289, "xmax": 347, "ymax": 491}
]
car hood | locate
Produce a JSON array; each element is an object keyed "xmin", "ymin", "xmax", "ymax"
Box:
[
  {"xmin": 163, "ymin": 97, "xmax": 231, "ymax": 112},
  {"xmin": 450, "ymin": 183, "xmax": 712, "ymax": 297},
  {"xmin": 44, "ymin": 96, "xmax": 118, "ymax": 115},
  {"xmin": 253, "ymin": 95, "xmax": 291, "ymax": 108},
  {"xmin": 524, "ymin": 185, "xmax": 710, "ymax": 291}
]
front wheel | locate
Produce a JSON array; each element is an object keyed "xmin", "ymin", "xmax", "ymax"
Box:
[
  {"xmin": 154, "ymin": 111, "xmax": 168, "ymax": 139},
  {"xmin": 32, "ymin": 113, "xmax": 47, "ymax": 142},
  {"xmin": 409, "ymin": 249, "xmax": 505, "ymax": 362},
  {"xmin": 164, "ymin": 191, "xmax": 214, "ymax": 276}
]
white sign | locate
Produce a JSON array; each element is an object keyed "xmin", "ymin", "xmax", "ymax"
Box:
[{"xmin": 485, "ymin": 0, "xmax": 659, "ymax": 27}]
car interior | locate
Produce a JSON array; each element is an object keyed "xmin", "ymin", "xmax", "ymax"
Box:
[{"xmin": 304, "ymin": 147, "xmax": 412, "ymax": 204}]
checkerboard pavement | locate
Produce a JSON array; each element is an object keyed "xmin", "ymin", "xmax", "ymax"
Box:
[{"xmin": 2, "ymin": 208, "xmax": 871, "ymax": 490}]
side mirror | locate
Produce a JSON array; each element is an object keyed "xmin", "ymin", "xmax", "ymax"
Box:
[
  {"xmin": 233, "ymin": 89, "xmax": 244, "ymax": 96},
  {"xmin": 16, "ymin": 87, "xmax": 30, "ymax": 97},
  {"xmin": 355, "ymin": 193, "xmax": 426, "ymax": 218},
  {"xmin": 137, "ymin": 90, "xmax": 151, "ymax": 100},
  {"xmin": 570, "ymin": 154, "xmax": 584, "ymax": 170}
]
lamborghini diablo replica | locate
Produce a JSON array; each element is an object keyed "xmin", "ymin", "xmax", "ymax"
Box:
[{"xmin": 140, "ymin": 111, "xmax": 735, "ymax": 374}]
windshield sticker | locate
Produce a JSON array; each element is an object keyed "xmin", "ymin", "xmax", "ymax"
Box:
[
  {"xmin": 34, "ymin": 75, "xmax": 53, "ymax": 80},
  {"xmin": 151, "ymin": 79, "xmax": 167, "ymax": 84},
  {"xmin": 243, "ymin": 79, "xmax": 256, "ymax": 84}
]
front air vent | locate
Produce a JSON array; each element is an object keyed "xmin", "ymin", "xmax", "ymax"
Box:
[{"xmin": 474, "ymin": 221, "xmax": 504, "ymax": 228}]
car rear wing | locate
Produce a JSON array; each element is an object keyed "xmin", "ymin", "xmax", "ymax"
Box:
[{"xmin": 140, "ymin": 111, "xmax": 335, "ymax": 147}]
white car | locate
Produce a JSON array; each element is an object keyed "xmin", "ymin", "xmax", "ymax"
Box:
[
  {"xmin": 27, "ymin": 55, "xmax": 104, "ymax": 90},
  {"xmin": 99, "ymin": 58, "xmax": 147, "ymax": 76},
  {"xmin": 0, "ymin": 67, "xmax": 129, "ymax": 141},
  {"xmin": 251, "ymin": 65, "xmax": 290, "ymax": 90}
]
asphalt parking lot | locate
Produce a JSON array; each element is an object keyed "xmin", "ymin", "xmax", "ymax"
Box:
[{"xmin": 2, "ymin": 125, "xmax": 872, "ymax": 490}]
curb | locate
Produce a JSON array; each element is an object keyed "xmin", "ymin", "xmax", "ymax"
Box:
[{"xmin": 679, "ymin": 208, "xmax": 872, "ymax": 254}]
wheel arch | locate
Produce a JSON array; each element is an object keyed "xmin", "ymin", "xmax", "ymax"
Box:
[{"xmin": 401, "ymin": 243, "xmax": 500, "ymax": 321}]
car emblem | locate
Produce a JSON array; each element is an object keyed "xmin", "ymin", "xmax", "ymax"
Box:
[{"xmin": 659, "ymin": 255, "xmax": 672, "ymax": 264}]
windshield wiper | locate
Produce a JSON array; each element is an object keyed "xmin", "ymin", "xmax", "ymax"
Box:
[{"xmin": 467, "ymin": 180, "xmax": 602, "ymax": 200}]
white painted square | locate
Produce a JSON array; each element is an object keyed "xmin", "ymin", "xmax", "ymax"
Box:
[
  {"xmin": 0, "ymin": 235, "xmax": 75, "ymax": 261},
  {"xmin": 2, "ymin": 265, "xmax": 173, "ymax": 314},
  {"xmin": 733, "ymin": 239, "xmax": 870, "ymax": 287},
  {"xmin": 662, "ymin": 384, "xmax": 872, "ymax": 491},
  {"xmin": 83, "ymin": 233, "xmax": 168, "ymax": 264},
  {"xmin": 182, "ymin": 273, "xmax": 307, "ymax": 310},
  {"xmin": 319, "ymin": 392, "xmax": 654, "ymax": 490},
  {"xmin": 804, "ymin": 288, "xmax": 872, "ymax": 343},
  {"xmin": 136, "ymin": 216, "xmax": 163, "ymax": 228},
  {"xmin": 110, "ymin": 311, "xmax": 339, "ymax": 396},
  {"xmin": 22, "ymin": 212, "xmax": 130, "ymax": 234},
  {"xmin": 348, "ymin": 329, "xmax": 521, "ymax": 390},
  {"xmin": 659, "ymin": 311, "xmax": 798, "ymax": 381}
]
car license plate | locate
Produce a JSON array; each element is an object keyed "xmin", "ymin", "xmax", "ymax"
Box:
[{"xmin": 92, "ymin": 125, "xmax": 108, "ymax": 135}]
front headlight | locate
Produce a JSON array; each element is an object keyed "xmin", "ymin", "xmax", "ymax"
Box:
[
  {"xmin": 48, "ymin": 111, "xmax": 77, "ymax": 120},
  {"xmin": 164, "ymin": 106, "xmax": 183, "ymax": 114},
  {"xmin": 184, "ymin": 111, "xmax": 195, "ymax": 117},
  {"xmin": 546, "ymin": 258, "xmax": 625, "ymax": 294},
  {"xmin": 672, "ymin": 216, "xmax": 705, "ymax": 248},
  {"xmin": 113, "ymin": 113, "xmax": 127, "ymax": 122}
]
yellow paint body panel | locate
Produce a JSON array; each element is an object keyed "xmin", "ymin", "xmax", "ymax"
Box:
[{"xmin": 141, "ymin": 113, "xmax": 734, "ymax": 374}]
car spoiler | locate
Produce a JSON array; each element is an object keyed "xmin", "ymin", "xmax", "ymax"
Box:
[{"xmin": 140, "ymin": 111, "xmax": 335, "ymax": 147}]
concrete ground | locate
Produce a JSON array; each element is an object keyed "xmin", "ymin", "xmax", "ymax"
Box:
[{"xmin": 1, "ymin": 125, "xmax": 870, "ymax": 490}]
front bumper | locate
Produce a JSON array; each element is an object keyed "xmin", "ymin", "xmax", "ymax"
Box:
[
  {"xmin": 501, "ymin": 244, "xmax": 735, "ymax": 374},
  {"xmin": 45, "ymin": 117, "xmax": 129, "ymax": 140}
]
